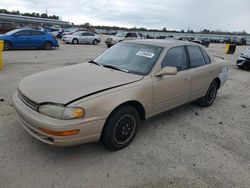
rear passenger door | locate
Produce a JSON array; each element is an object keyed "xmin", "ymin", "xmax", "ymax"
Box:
[
  {"xmin": 186, "ymin": 45, "xmax": 215, "ymax": 101},
  {"xmin": 31, "ymin": 30, "xmax": 46, "ymax": 47},
  {"xmin": 79, "ymin": 33, "xmax": 88, "ymax": 43},
  {"xmin": 86, "ymin": 33, "xmax": 95, "ymax": 44}
]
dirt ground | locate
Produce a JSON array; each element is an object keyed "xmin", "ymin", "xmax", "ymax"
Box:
[{"xmin": 0, "ymin": 38, "xmax": 250, "ymax": 188}]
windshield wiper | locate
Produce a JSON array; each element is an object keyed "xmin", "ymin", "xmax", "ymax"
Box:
[
  {"xmin": 88, "ymin": 60, "xmax": 101, "ymax": 66},
  {"xmin": 102, "ymin": 64, "xmax": 129, "ymax": 73}
]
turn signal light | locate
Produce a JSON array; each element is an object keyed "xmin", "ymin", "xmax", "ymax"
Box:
[{"xmin": 40, "ymin": 128, "xmax": 80, "ymax": 136}]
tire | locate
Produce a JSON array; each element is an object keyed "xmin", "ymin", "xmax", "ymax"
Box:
[
  {"xmin": 106, "ymin": 44, "xmax": 112, "ymax": 48},
  {"xmin": 3, "ymin": 41, "xmax": 12, "ymax": 50},
  {"xmin": 72, "ymin": 38, "xmax": 78, "ymax": 44},
  {"xmin": 43, "ymin": 42, "xmax": 52, "ymax": 50},
  {"xmin": 198, "ymin": 81, "xmax": 218, "ymax": 107},
  {"xmin": 101, "ymin": 106, "xmax": 140, "ymax": 150},
  {"xmin": 93, "ymin": 39, "xmax": 98, "ymax": 45},
  {"xmin": 237, "ymin": 65, "xmax": 245, "ymax": 70}
]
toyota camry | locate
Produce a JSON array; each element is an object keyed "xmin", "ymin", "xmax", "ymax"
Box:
[{"xmin": 12, "ymin": 40, "xmax": 228, "ymax": 150}]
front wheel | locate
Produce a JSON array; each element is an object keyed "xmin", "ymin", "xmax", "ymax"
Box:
[
  {"xmin": 237, "ymin": 65, "xmax": 245, "ymax": 70},
  {"xmin": 198, "ymin": 81, "xmax": 218, "ymax": 107},
  {"xmin": 72, "ymin": 38, "xmax": 78, "ymax": 44},
  {"xmin": 101, "ymin": 106, "xmax": 140, "ymax": 150},
  {"xmin": 93, "ymin": 39, "xmax": 98, "ymax": 45},
  {"xmin": 4, "ymin": 41, "xmax": 12, "ymax": 50}
]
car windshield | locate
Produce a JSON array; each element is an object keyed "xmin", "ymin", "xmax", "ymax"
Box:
[
  {"xmin": 94, "ymin": 43, "xmax": 163, "ymax": 75},
  {"xmin": 115, "ymin": 33, "xmax": 126, "ymax": 37},
  {"xmin": 4, "ymin": 29, "xmax": 20, "ymax": 35}
]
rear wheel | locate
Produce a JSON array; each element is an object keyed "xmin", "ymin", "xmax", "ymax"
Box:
[
  {"xmin": 3, "ymin": 41, "xmax": 12, "ymax": 50},
  {"xmin": 72, "ymin": 38, "xmax": 78, "ymax": 44},
  {"xmin": 43, "ymin": 42, "xmax": 52, "ymax": 50},
  {"xmin": 101, "ymin": 106, "xmax": 140, "ymax": 150},
  {"xmin": 106, "ymin": 44, "xmax": 112, "ymax": 48},
  {"xmin": 198, "ymin": 81, "xmax": 218, "ymax": 107},
  {"xmin": 237, "ymin": 65, "xmax": 245, "ymax": 70}
]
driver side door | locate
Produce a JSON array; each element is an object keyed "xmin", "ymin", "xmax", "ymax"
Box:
[
  {"xmin": 12, "ymin": 30, "xmax": 32, "ymax": 48},
  {"xmin": 152, "ymin": 46, "xmax": 191, "ymax": 115}
]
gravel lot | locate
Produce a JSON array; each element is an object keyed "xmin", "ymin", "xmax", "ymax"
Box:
[{"xmin": 0, "ymin": 38, "xmax": 250, "ymax": 188}]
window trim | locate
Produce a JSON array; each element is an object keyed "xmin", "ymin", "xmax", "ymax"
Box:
[{"xmin": 200, "ymin": 47, "xmax": 211, "ymax": 64}]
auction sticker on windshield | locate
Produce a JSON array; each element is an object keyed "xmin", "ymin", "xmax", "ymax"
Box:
[{"xmin": 136, "ymin": 51, "xmax": 155, "ymax": 58}]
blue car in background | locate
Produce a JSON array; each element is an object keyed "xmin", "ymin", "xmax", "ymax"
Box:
[{"xmin": 0, "ymin": 29, "xmax": 59, "ymax": 50}]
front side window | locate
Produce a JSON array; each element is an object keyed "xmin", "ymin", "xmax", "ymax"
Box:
[
  {"xmin": 161, "ymin": 46, "xmax": 188, "ymax": 71},
  {"xmin": 16, "ymin": 30, "xmax": 31, "ymax": 36},
  {"xmin": 94, "ymin": 43, "xmax": 163, "ymax": 75},
  {"xmin": 125, "ymin": 33, "xmax": 132, "ymax": 38},
  {"xmin": 115, "ymin": 33, "xmax": 126, "ymax": 37},
  {"xmin": 187, "ymin": 46, "xmax": 206, "ymax": 68}
]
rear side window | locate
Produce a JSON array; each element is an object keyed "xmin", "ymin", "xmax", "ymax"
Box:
[
  {"xmin": 31, "ymin": 31, "xmax": 44, "ymax": 36},
  {"xmin": 200, "ymin": 48, "xmax": 211, "ymax": 64},
  {"xmin": 187, "ymin": 46, "xmax": 206, "ymax": 68},
  {"xmin": 161, "ymin": 46, "xmax": 188, "ymax": 71}
]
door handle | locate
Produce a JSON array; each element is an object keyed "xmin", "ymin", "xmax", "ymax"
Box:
[{"xmin": 184, "ymin": 76, "xmax": 191, "ymax": 81}]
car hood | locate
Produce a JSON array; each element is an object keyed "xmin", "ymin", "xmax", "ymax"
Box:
[
  {"xmin": 0, "ymin": 35, "xmax": 8, "ymax": 39},
  {"xmin": 18, "ymin": 63, "xmax": 143, "ymax": 104}
]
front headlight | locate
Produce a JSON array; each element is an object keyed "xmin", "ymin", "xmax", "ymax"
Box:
[{"xmin": 38, "ymin": 104, "xmax": 85, "ymax": 120}]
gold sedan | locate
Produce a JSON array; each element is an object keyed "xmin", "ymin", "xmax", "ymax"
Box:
[{"xmin": 12, "ymin": 40, "xmax": 228, "ymax": 150}]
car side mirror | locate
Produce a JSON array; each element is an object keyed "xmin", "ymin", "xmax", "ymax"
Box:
[
  {"xmin": 13, "ymin": 34, "xmax": 19, "ymax": 37},
  {"xmin": 155, "ymin": 66, "xmax": 177, "ymax": 77}
]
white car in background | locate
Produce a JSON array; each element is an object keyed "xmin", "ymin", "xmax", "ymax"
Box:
[
  {"xmin": 62, "ymin": 28, "xmax": 89, "ymax": 37},
  {"xmin": 237, "ymin": 48, "xmax": 250, "ymax": 69},
  {"xmin": 105, "ymin": 32, "xmax": 144, "ymax": 48},
  {"xmin": 62, "ymin": 31, "xmax": 101, "ymax": 45}
]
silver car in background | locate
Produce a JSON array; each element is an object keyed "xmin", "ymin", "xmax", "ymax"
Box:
[
  {"xmin": 237, "ymin": 48, "xmax": 250, "ymax": 69},
  {"xmin": 105, "ymin": 32, "xmax": 144, "ymax": 48},
  {"xmin": 62, "ymin": 31, "xmax": 101, "ymax": 45}
]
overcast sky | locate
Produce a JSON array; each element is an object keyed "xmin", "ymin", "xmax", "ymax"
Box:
[{"xmin": 1, "ymin": 0, "xmax": 250, "ymax": 32}]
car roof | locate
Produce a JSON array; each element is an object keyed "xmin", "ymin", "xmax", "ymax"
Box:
[{"xmin": 123, "ymin": 39, "xmax": 200, "ymax": 48}]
